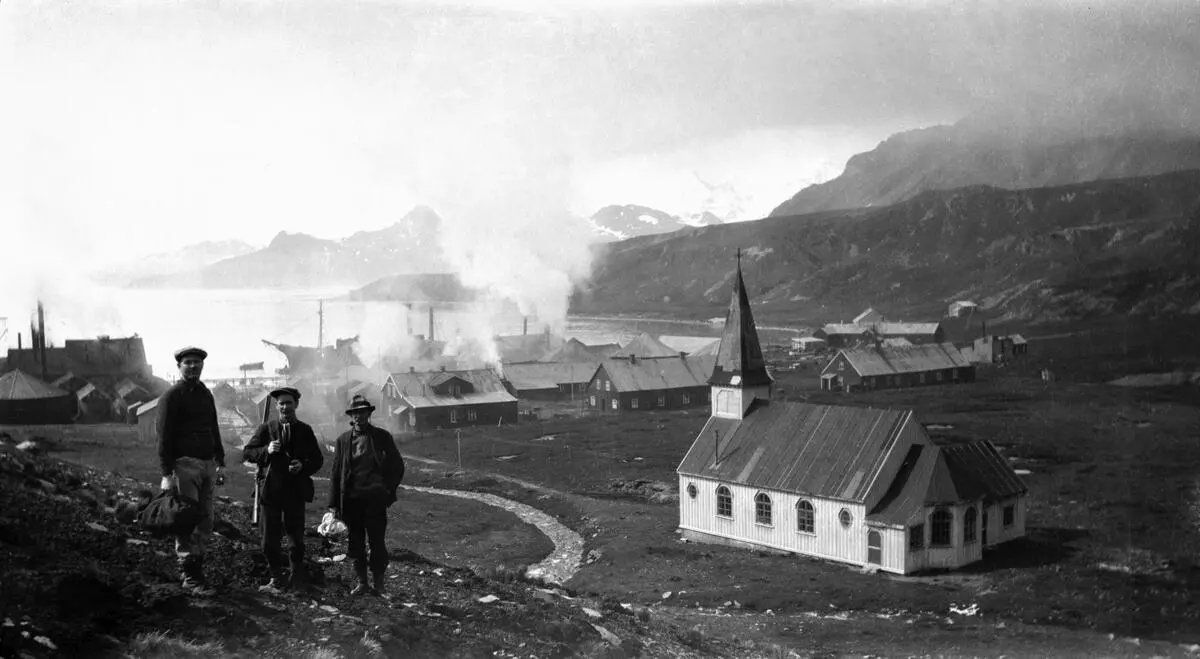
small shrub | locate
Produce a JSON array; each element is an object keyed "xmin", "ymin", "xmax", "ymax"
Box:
[{"xmin": 126, "ymin": 630, "xmax": 226, "ymax": 658}]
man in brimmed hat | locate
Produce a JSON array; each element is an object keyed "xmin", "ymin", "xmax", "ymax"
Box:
[
  {"xmin": 242, "ymin": 386, "xmax": 324, "ymax": 594},
  {"xmin": 327, "ymin": 394, "xmax": 405, "ymax": 598},
  {"xmin": 157, "ymin": 346, "xmax": 226, "ymax": 596}
]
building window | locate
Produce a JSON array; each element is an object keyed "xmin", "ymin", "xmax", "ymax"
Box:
[
  {"xmin": 919, "ymin": 373, "xmax": 926, "ymax": 384},
  {"xmin": 754, "ymin": 493, "xmax": 772, "ymax": 525},
  {"xmin": 657, "ymin": 395, "xmax": 665, "ymax": 407},
  {"xmin": 716, "ymin": 486, "xmax": 732, "ymax": 518},
  {"xmin": 838, "ymin": 509, "xmax": 852, "ymax": 528},
  {"xmin": 706, "ymin": 391, "xmax": 711, "ymax": 402},
  {"xmin": 604, "ymin": 380, "xmax": 610, "ymax": 392},
  {"xmin": 909, "ymin": 523, "xmax": 925, "ymax": 550},
  {"xmin": 687, "ymin": 483, "xmax": 697, "ymax": 499},
  {"xmin": 467, "ymin": 408, "xmax": 477, "ymax": 422},
  {"xmin": 930, "ymin": 509, "xmax": 952, "ymax": 546},
  {"xmin": 631, "ymin": 398, "xmax": 639, "ymax": 409},
  {"xmin": 451, "ymin": 384, "xmax": 462, "ymax": 396},
  {"xmin": 610, "ymin": 399, "xmax": 618, "ymax": 411},
  {"xmin": 682, "ymin": 394, "xmax": 691, "ymax": 405},
  {"xmin": 796, "ymin": 500, "xmax": 815, "ymax": 533},
  {"xmin": 449, "ymin": 409, "xmax": 458, "ymax": 424},
  {"xmin": 1003, "ymin": 504, "xmax": 1015, "ymax": 527},
  {"xmin": 964, "ymin": 507, "xmax": 978, "ymax": 543},
  {"xmin": 936, "ymin": 371, "xmax": 943, "ymax": 382},
  {"xmin": 590, "ymin": 396, "xmax": 596, "ymax": 406},
  {"xmin": 838, "ymin": 360, "xmax": 845, "ymax": 372},
  {"xmin": 952, "ymin": 369, "xmax": 959, "ymax": 381}
]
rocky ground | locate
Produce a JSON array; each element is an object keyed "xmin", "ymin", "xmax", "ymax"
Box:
[{"xmin": 0, "ymin": 436, "xmax": 764, "ymax": 659}]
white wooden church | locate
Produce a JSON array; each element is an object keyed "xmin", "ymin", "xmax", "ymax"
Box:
[{"xmin": 676, "ymin": 257, "xmax": 1028, "ymax": 574}]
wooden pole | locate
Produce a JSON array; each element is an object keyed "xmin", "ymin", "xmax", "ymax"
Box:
[{"xmin": 456, "ymin": 429, "xmax": 462, "ymax": 470}]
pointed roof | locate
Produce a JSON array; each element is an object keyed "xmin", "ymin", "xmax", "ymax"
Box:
[
  {"xmin": 612, "ymin": 333, "xmax": 678, "ymax": 359},
  {"xmin": 708, "ymin": 251, "xmax": 773, "ymax": 387},
  {"xmin": 0, "ymin": 369, "xmax": 69, "ymax": 400}
]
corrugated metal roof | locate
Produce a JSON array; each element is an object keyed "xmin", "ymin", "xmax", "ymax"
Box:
[
  {"xmin": 613, "ymin": 333, "xmax": 680, "ymax": 358},
  {"xmin": 0, "ymin": 369, "xmax": 69, "ymax": 400},
  {"xmin": 386, "ymin": 368, "xmax": 517, "ymax": 410},
  {"xmin": 942, "ymin": 441, "xmax": 1028, "ymax": 502},
  {"xmin": 839, "ymin": 343, "xmax": 970, "ymax": 377},
  {"xmin": 502, "ymin": 362, "xmax": 598, "ymax": 390},
  {"xmin": 677, "ymin": 402, "xmax": 912, "ymax": 502},
  {"xmin": 600, "ymin": 355, "xmax": 715, "ymax": 392},
  {"xmin": 1008, "ymin": 334, "xmax": 1027, "ymax": 345},
  {"xmin": 867, "ymin": 440, "xmax": 1027, "ymax": 526},
  {"xmin": 75, "ymin": 383, "xmax": 97, "ymax": 400},
  {"xmin": 822, "ymin": 324, "xmax": 871, "ymax": 336},
  {"xmin": 873, "ymin": 322, "xmax": 942, "ymax": 336}
]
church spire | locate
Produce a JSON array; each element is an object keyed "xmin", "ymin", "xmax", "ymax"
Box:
[{"xmin": 708, "ymin": 249, "xmax": 773, "ymax": 387}]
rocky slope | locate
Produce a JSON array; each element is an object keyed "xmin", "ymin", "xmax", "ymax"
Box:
[
  {"xmin": 92, "ymin": 240, "xmax": 259, "ymax": 287},
  {"xmin": 574, "ymin": 170, "xmax": 1200, "ymax": 327},
  {"xmin": 771, "ymin": 126, "xmax": 1200, "ymax": 217},
  {"xmin": 0, "ymin": 437, "xmax": 744, "ymax": 659}
]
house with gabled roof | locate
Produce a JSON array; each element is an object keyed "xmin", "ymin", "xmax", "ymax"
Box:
[
  {"xmin": 381, "ymin": 367, "xmax": 518, "ymax": 433},
  {"xmin": 585, "ymin": 354, "xmax": 715, "ymax": 413},
  {"xmin": 612, "ymin": 333, "xmax": 681, "ymax": 359},
  {"xmin": 676, "ymin": 254, "xmax": 1027, "ymax": 574},
  {"xmin": 820, "ymin": 343, "xmax": 974, "ymax": 392},
  {"xmin": 501, "ymin": 362, "xmax": 597, "ymax": 401}
]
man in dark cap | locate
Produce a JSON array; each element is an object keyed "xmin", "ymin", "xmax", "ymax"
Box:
[
  {"xmin": 327, "ymin": 394, "xmax": 405, "ymax": 598},
  {"xmin": 156, "ymin": 346, "xmax": 226, "ymax": 596},
  {"xmin": 242, "ymin": 386, "xmax": 324, "ymax": 594}
]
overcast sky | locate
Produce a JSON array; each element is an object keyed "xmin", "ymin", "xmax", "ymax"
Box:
[{"xmin": 2, "ymin": 0, "xmax": 1197, "ymax": 269}]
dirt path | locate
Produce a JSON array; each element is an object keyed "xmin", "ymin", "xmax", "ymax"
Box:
[{"xmin": 402, "ymin": 458, "xmax": 583, "ymax": 585}]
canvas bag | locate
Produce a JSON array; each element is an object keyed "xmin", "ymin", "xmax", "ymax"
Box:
[{"xmin": 137, "ymin": 490, "xmax": 203, "ymax": 537}]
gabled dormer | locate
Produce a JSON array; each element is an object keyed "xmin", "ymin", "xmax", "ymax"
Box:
[
  {"xmin": 429, "ymin": 373, "xmax": 474, "ymax": 398},
  {"xmin": 708, "ymin": 250, "xmax": 773, "ymax": 419}
]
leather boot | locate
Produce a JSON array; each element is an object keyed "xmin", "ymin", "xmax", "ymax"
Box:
[
  {"xmin": 349, "ymin": 561, "xmax": 371, "ymax": 596},
  {"xmin": 181, "ymin": 557, "xmax": 216, "ymax": 597},
  {"xmin": 373, "ymin": 571, "xmax": 392, "ymax": 600}
]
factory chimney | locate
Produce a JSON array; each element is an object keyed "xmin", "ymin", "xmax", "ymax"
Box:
[{"xmin": 428, "ymin": 306, "xmax": 435, "ymax": 343}]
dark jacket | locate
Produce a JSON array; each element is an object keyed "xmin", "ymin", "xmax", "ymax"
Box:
[
  {"xmin": 242, "ymin": 418, "xmax": 325, "ymax": 507},
  {"xmin": 157, "ymin": 379, "xmax": 225, "ymax": 476},
  {"xmin": 327, "ymin": 425, "xmax": 405, "ymax": 514}
]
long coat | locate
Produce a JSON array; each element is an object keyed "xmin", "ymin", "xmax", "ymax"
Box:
[
  {"xmin": 327, "ymin": 425, "xmax": 405, "ymax": 515},
  {"xmin": 242, "ymin": 418, "xmax": 324, "ymax": 507}
]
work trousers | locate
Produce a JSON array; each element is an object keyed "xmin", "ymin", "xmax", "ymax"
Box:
[
  {"xmin": 342, "ymin": 496, "xmax": 389, "ymax": 575},
  {"xmin": 173, "ymin": 456, "xmax": 216, "ymax": 566},
  {"xmin": 260, "ymin": 501, "xmax": 307, "ymax": 575}
]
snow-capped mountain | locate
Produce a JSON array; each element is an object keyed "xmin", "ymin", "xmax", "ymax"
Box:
[{"xmin": 586, "ymin": 203, "xmax": 724, "ymax": 242}]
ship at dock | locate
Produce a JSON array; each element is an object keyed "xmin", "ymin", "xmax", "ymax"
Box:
[{"xmin": 260, "ymin": 301, "xmax": 363, "ymax": 378}]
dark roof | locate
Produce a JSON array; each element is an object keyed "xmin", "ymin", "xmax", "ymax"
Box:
[
  {"xmin": 599, "ymin": 356, "xmax": 715, "ymax": 393},
  {"xmin": 867, "ymin": 440, "xmax": 1027, "ymax": 527},
  {"xmin": 941, "ymin": 441, "xmax": 1028, "ymax": 502},
  {"xmin": 385, "ymin": 368, "xmax": 517, "ymax": 409},
  {"xmin": 613, "ymin": 333, "xmax": 679, "ymax": 359},
  {"xmin": 708, "ymin": 256, "xmax": 772, "ymax": 387},
  {"xmin": 0, "ymin": 369, "xmax": 69, "ymax": 400},
  {"xmin": 832, "ymin": 343, "xmax": 970, "ymax": 377},
  {"xmin": 677, "ymin": 402, "xmax": 912, "ymax": 502}
]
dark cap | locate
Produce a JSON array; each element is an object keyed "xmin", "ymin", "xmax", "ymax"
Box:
[
  {"xmin": 174, "ymin": 346, "xmax": 208, "ymax": 362},
  {"xmin": 345, "ymin": 394, "xmax": 376, "ymax": 415},
  {"xmin": 270, "ymin": 386, "xmax": 301, "ymax": 401}
]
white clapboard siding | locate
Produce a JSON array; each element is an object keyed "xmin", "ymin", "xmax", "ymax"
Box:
[
  {"xmin": 984, "ymin": 495, "xmax": 1028, "ymax": 547},
  {"xmin": 679, "ymin": 477, "xmax": 881, "ymax": 570}
]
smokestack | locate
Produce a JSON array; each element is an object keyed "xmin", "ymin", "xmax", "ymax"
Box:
[
  {"xmin": 429, "ymin": 306, "xmax": 435, "ymax": 343},
  {"xmin": 37, "ymin": 300, "xmax": 47, "ymax": 381},
  {"xmin": 523, "ymin": 316, "xmax": 528, "ymax": 336},
  {"xmin": 17, "ymin": 332, "xmax": 21, "ymax": 351}
]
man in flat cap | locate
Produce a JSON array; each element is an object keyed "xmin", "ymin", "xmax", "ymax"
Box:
[
  {"xmin": 242, "ymin": 386, "xmax": 324, "ymax": 593},
  {"xmin": 327, "ymin": 394, "xmax": 405, "ymax": 598},
  {"xmin": 156, "ymin": 346, "xmax": 226, "ymax": 596}
]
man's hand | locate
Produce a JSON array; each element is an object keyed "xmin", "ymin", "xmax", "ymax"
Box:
[
  {"xmin": 327, "ymin": 507, "xmax": 339, "ymax": 520},
  {"xmin": 288, "ymin": 459, "xmax": 302, "ymax": 475},
  {"xmin": 268, "ymin": 440, "xmax": 282, "ymax": 454},
  {"xmin": 159, "ymin": 474, "xmax": 176, "ymax": 492},
  {"xmin": 215, "ymin": 467, "xmax": 225, "ymax": 486}
]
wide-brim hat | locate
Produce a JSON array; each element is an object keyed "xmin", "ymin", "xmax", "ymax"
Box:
[
  {"xmin": 345, "ymin": 394, "xmax": 376, "ymax": 415},
  {"xmin": 174, "ymin": 346, "xmax": 208, "ymax": 362},
  {"xmin": 270, "ymin": 386, "xmax": 301, "ymax": 401}
]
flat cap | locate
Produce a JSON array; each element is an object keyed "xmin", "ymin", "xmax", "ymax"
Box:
[
  {"xmin": 174, "ymin": 346, "xmax": 208, "ymax": 361},
  {"xmin": 269, "ymin": 386, "xmax": 302, "ymax": 401}
]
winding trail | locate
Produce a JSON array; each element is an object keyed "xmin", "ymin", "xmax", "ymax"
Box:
[{"xmin": 402, "ymin": 456, "xmax": 584, "ymax": 585}]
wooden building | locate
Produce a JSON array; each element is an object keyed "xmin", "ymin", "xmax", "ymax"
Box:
[
  {"xmin": 136, "ymin": 397, "xmax": 161, "ymax": 444},
  {"xmin": 0, "ymin": 369, "xmax": 77, "ymax": 424},
  {"xmin": 501, "ymin": 362, "xmax": 597, "ymax": 401},
  {"xmin": 585, "ymin": 354, "xmax": 715, "ymax": 413},
  {"xmin": 789, "ymin": 337, "xmax": 827, "ymax": 354},
  {"xmin": 382, "ymin": 368, "xmax": 518, "ymax": 433},
  {"xmin": 814, "ymin": 324, "xmax": 873, "ymax": 349},
  {"xmin": 820, "ymin": 343, "xmax": 975, "ymax": 392},
  {"xmin": 677, "ymin": 257, "xmax": 1028, "ymax": 575}
]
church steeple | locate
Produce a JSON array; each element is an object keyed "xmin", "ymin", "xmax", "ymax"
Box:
[{"xmin": 709, "ymin": 249, "xmax": 773, "ymax": 388}]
